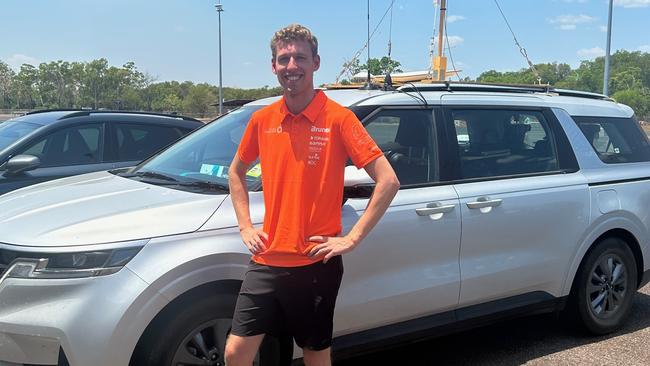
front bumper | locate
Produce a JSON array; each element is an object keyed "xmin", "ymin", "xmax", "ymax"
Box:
[{"xmin": 0, "ymin": 266, "xmax": 151, "ymax": 366}]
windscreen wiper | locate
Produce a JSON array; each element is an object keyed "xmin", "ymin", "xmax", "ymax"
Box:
[
  {"xmin": 179, "ymin": 180, "xmax": 230, "ymax": 192},
  {"xmin": 120, "ymin": 170, "xmax": 179, "ymax": 183}
]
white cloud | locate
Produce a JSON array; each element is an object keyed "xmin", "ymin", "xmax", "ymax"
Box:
[
  {"xmin": 548, "ymin": 14, "xmax": 597, "ymax": 30},
  {"xmin": 562, "ymin": 0, "xmax": 588, "ymax": 3},
  {"xmin": 447, "ymin": 15, "xmax": 466, "ymax": 23},
  {"xmin": 615, "ymin": 0, "xmax": 650, "ymax": 8},
  {"xmin": 6, "ymin": 54, "xmax": 41, "ymax": 70},
  {"xmin": 599, "ymin": 25, "xmax": 608, "ymax": 32},
  {"xmin": 243, "ymin": 61, "xmax": 254, "ymax": 66},
  {"xmin": 434, "ymin": 35, "xmax": 464, "ymax": 48},
  {"xmin": 639, "ymin": 45, "xmax": 650, "ymax": 52},
  {"xmin": 174, "ymin": 25, "xmax": 185, "ymax": 32},
  {"xmin": 577, "ymin": 47, "xmax": 605, "ymax": 58}
]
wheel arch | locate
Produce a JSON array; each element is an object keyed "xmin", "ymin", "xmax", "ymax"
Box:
[
  {"xmin": 110, "ymin": 250, "xmax": 250, "ymax": 366},
  {"xmin": 129, "ymin": 279, "xmax": 242, "ymax": 366},
  {"xmin": 564, "ymin": 225, "xmax": 644, "ymax": 298}
]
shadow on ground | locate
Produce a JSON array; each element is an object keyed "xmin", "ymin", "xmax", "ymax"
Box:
[{"xmin": 335, "ymin": 289, "xmax": 650, "ymax": 366}]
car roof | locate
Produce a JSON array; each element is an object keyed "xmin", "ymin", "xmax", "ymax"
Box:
[
  {"xmin": 247, "ymin": 83, "xmax": 634, "ymax": 119},
  {"xmin": 246, "ymin": 88, "xmax": 391, "ymax": 107},
  {"xmin": 9, "ymin": 110, "xmax": 203, "ymax": 126}
]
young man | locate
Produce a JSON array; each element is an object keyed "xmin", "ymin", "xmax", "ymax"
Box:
[{"xmin": 225, "ymin": 24, "xmax": 400, "ymax": 366}]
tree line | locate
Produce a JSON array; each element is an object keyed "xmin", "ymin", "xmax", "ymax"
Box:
[
  {"xmin": 478, "ymin": 50, "xmax": 650, "ymax": 120},
  {"xmin": 1, "ymin": 50, "xmax": 649, "ymax": 119},
  {"xmin": 343, "ymin": 51, "xmax": 650, "ymax": 120},
  {"xmin": 0, "ymin": 58, "xmax": 282, "ymax": 118}
]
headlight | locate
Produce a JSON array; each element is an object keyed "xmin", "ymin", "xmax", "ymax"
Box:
[{"xmin": 0, "ymin": 246, "xmax": 144, "ymax": 280}]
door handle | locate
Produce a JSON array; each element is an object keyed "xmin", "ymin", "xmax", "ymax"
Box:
[
  {"xmin": 466, "ymin": 197, "xmax": 503, "ymax": 209},
  {"xmin": 415, "ymin": 202, "xmax": 455, "ymax": 216}
]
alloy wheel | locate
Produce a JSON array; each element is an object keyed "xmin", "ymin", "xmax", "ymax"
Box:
[
  {"xmin": 171, "ymin": 318, "xmax": 260, "ymax": 366},
  {"xmin": 587, "ymin": 253, "xmax": 628, "ymax": 319}
]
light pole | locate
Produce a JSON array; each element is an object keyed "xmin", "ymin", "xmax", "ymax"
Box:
[
  {"xmin": 603, "ymin": 0, "xmax": 613, "ymax": 96},
  {"xmin": 215, "ymin": 1, "xmax": 224, "ymax": 114}
]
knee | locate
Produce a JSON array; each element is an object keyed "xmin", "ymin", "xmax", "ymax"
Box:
[{"xmin": 224, "ymin": 339, "xmax": 245, "ymax": 365}]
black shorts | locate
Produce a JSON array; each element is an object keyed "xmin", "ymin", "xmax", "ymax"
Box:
[{"xmin": 230, "ymin": 256, "xmax": 344, "ymax": 351}]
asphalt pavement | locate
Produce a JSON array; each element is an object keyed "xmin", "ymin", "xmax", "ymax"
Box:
[{"xmin": 337, "ymin": 284, "xmax": 650, "ymax": 366}]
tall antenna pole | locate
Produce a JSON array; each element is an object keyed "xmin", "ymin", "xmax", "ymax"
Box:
[
  {"xmin": 362, "ymin": 0, "xmax": 376, "ymax": 89},
  {"xmin": 215, "ymin": 1, "xmax": 224, "ymax": 114},
  {"xmin": 603, "ymin": 0, "xmax": 613, "ymax": 96}
]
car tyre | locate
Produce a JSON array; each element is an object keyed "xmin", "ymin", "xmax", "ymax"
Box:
[
  {"xmin": 569, "ymin": 237, "xmax": 637, "ymax": 335},
  {"xmin": 132, "ymin": 290, "xmax": 293, "ymax": 366}
]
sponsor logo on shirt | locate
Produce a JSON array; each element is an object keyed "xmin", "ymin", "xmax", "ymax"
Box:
[
  {"xmin": 265, "ymin": 126, "xmax": 283, "ymax": 134},
  {"xmin": 311, "ymin": 126, "xmax": 330, "ymax": 133},
  {"xmin": 308, "ymin": 126, "xmax": 330, "ymax": 166}
]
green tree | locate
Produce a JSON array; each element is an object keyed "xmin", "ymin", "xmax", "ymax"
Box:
[
  {"xmin": 350, "ymin": 56, "xmax": 403, "ymax": 76},
  {"xmin": 182, "ymin": 83, "xmax": 216, "ymax": 117},
  {"xmin": 81, "ymin": 58, "xmax": 109, "ymax": 109},
  {"xmin": 613, "ymin": 89, "xmax": 650, "ymax": 119},
  {"xmin": 15, "ymin": 64, "xmax": 39, "ymax": 109},
  {"xmin": 0, "ymin": 61, "xmax": 16, "ymax": 108}
]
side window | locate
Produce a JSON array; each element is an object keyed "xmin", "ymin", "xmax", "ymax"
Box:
[
  {"xmin": 19, "ymin": 124, "xmax": 102, "ymax": 167},
  {"xmin": 364, "ymin": 109, "xmax": 436, "ymax": 185},
  {"xmin": 574, "ymin": 116, "xmax": 650, "ymax": 164},
  {"xmin": 451, "ymin": 109, "xmax": 559, "ymax": 179},
  {"xmin": 114, "ymin": 124, "xmax": 185, "ymax": 161}
]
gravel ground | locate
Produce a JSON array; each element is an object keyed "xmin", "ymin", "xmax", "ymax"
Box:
[{"xmin": 337, "ymin": 285, "xmax": 650, "ymax": 366}]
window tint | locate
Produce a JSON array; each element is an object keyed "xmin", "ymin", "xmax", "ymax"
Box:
[
  {"xmin": 573, "ymin": 116, "xmax": 650, "ymax": 164},
  {"xmin": 114, "ymin": 124, "xmax": 186, "ymax": 161},
  {"xmin": 364, "ymin": 109, "xmax": 436, "ymax": 185},
  {"xmin": 20, "ymin": 124, "xmax": 102, "ymax": 167},
  {"xmin": 0, "ymin": 121, "xmax": 41, "ymax": 151},
  {"xmin": 451, "ymin": 109, "xmax": 558, "ymax": 179}
]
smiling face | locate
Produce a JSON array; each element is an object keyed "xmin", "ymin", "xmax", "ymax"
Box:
[{"xmin": 272, "ymin": 39, "xmax": 320, "ymax": 97}]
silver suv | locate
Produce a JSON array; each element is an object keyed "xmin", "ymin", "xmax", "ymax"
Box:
[{"xmin": 1, "ymin": 83, "xmax": 650, "ymax": 366}]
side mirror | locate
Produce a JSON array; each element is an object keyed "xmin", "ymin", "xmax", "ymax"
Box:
[
  {"xmin": 5, "ymin": 154, "xmax": 41, "ymax": 175},
  {"xmin": 343, "ymin": 165, "xmax": 375, "ymax": 199}
]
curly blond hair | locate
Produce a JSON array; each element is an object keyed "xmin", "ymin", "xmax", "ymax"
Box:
[{"xmin": 270, "ymin": 24, "xmax": 318, "ymax": 59}]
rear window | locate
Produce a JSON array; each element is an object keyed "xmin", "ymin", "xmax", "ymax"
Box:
[{"xmin": 573, "ymin": 116, "xmax": 650, "ymax": 164}]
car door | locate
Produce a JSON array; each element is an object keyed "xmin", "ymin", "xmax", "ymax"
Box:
[
  {"xmin": 1, "ymin": 122, "xmax": 110, "ymax": 193},
  {"xmin": 107, "ymin": 122, "xmax": 189, "ymax": 168},
  {"xmin": 335, "ymin": 107, "xmax": 461, "ymax": 338},
  {"xmin": 442, "ymin": 103, "xmax": 590, "ymax": 312}
]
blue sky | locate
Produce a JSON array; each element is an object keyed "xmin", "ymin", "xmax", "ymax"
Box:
[{"xmin": 2, "ymin": 0, "xmax": 649, "ymax": 88}]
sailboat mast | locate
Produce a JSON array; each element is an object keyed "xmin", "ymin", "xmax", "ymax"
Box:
[
  {"xmin": 437, "ymin": 0, "xmax": 446, "ymax": 60},
  {"xmin": 433, "ymin": 0, "xmax": 448, "ymax": 81}
]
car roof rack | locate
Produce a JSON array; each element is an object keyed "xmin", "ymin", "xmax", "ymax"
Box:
[
  {"xmin": 397, "ymin": 81, "xmax": 613, "ymax": 101},
  {"xmin": 25, "ymin": 108, "xmax": 86, "ymax": 115},
  {"xmin": 55, "ymin": 110, "xmax": 203, "ymax": 123}
]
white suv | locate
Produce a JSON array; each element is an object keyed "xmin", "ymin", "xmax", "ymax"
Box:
[{"xmin": 1, "ymin": 83, "xmax": 649, "ymax": 366}]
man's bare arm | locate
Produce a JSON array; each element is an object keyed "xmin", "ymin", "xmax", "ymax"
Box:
[
  {"xmin": 228, "ymin": 155, "xmax": 268, "ymax": 254},
  {"xmin": 308, "ymin": 155, "xmax": 400, "ymax": 262}
]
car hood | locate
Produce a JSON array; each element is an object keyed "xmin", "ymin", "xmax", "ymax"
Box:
[{"xmin": 0, "ymin": 171, "xmax": 227, "ymax": 247}]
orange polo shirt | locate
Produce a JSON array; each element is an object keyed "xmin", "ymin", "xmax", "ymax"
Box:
[{"xmin": 237, "ymin": 90, "xmax": 382, "ymax": 267}]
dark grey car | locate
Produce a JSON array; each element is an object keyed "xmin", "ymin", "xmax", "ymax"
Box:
[{"xmin": 0, "ymin": 110, "xmax": 203, "ymax": 195}]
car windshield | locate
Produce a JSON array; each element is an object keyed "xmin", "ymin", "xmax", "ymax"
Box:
[
  {"xmin": 125, "ymin": 106, "xmax": 262, "ymax": 192},
  {"xmin": 0, "ymin": 121, "xmax": 41, "ymax": 151}
]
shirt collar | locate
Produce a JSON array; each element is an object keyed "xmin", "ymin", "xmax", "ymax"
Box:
[{"xmin": 278, "ymin": 90, "xmax": 327, "ymax": 124}]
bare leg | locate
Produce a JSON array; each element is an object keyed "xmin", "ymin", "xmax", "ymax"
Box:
[
  {"xmin": 302, "ymin": 347, "xmax": 332, "ymax": 366},
  {"xmin": 224, "ymin": 333, "xmax": 265, "ymax": 366}
]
